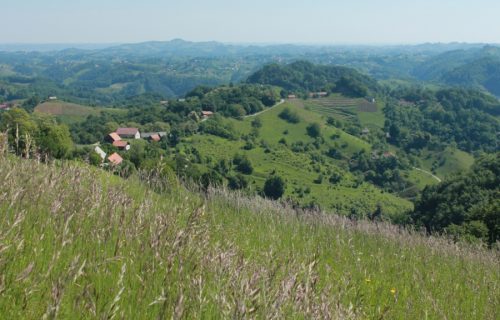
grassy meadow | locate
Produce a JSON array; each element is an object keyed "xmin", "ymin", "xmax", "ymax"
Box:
[{"xmin": 0, "ymin": 149, "xmax": 498, "ymax": 319}]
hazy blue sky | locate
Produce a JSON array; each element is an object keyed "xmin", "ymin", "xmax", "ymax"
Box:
[{"xmin": 2, "ymin": 0, "xmax": 500, "ymax": 44}]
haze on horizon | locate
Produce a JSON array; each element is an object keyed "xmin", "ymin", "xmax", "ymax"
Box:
[{"xmin": 2, "ymin": 0, "xmax": 500, "ymax": 45}]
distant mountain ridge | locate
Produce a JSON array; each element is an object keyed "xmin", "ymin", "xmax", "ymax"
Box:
[{"xmin": 1, "ymin": 40, "xmax": 500, "ymax": 103}]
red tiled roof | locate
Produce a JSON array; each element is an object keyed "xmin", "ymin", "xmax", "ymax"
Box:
[
  {"xmin": 108, "ymin": 132, "xmax": 121, "ymax": 141},
  {"xmin": 116, "ymin": 127, "xmax": 139, "ymax": 135},
  {"xmin": 150, "ymin": 134, "xmax": 161, "ymax": 142},
  {"xmin": 108, "ymin": 152, "xmax": 123, "ymax": 165},
  {"xmin": 113, "ymin": 140, "xmax": 129, "ymax": 148},
  {"xmin": 201, "ymin": 111, "xmax": 214, "ymax": 116}
]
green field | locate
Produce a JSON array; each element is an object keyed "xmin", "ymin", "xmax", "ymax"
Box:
[
  {"xmin": 0, "ymin": 154, "xmax": 498, "ymax": 319},
  {"xmin": 34, "ymin": 100, "xmax": 125, "ymax": 124}
]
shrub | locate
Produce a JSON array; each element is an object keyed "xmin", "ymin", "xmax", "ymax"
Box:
[
  {"xmin": 278, "ymin": 107, "xmax": 300, "ymax": 123},
  {"xmin": 228, "ymin": 174, "xmax": 248, "ymax": 190},
  {"xmin": 263, "ymin": 175, "xmax": 285, "ymax": 199},
  {"xmin": 233, "ymin": 154, "xmax": 253, "ymax": 174},
  {"xmin": 306, "ymin": 123, "xmax": 321, "ymax": 138}
]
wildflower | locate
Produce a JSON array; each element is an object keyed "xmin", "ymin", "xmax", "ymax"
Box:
[
  {"xmin": 365, "ymin": 278, "xmax": 371, "ymax": 283},
  {"xmin": 390, "ymin": 288, "xmax": 396, "ymax": 295}
]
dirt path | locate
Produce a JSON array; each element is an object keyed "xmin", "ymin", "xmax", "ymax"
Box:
[
  {"xmin": 413, "ymin": 167, "xmax": 442, "ymax": 183},
  {"xmin": 244, "ymin": 99, "xmax": 285, "ymax": 118}
]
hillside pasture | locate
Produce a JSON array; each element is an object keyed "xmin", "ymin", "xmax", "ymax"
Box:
[{"xmin": 183, "ymin": 102, "xmax": 411, "ymax": 216}]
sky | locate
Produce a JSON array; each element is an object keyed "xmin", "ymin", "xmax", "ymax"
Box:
[{"xmin": 2, "ymin": 0, "xmax": 500, "ymax": 44}]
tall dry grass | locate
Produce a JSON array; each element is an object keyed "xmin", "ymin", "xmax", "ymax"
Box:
[{"xmin": 0, "ymin": 152, "xmax": 498, "ymax": 319}]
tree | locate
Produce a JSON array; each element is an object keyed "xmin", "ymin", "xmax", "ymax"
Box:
[
  {"xmin": 38, "ymin": 123, "xmax": 73, "ymax": 158},
  {"xmin": 0, "ymin": 108, "xmax": 38, "ymax": 156},
  {"xmin": 126, "ymin": 139, "xmax": 148, "ymax": 168},
  {"xmin": 306, "ymin": 123, "xmax": 321, "ymax": 138},
  {"xmin": 263, "ymin": 175, "xmax": 285, "ymax": 199}
]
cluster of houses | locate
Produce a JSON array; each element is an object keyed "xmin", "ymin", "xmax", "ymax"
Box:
[
  {"xmin": 94, "ymin": 127, "xmax": 167, "ymax": 166},
  {"xmin": 93, "ymin": 110, "xmax": 214, "ymax": 167}
]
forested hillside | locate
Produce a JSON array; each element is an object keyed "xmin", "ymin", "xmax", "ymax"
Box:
[
  {"xmin": 412, "ymin": 153, "xmax": 499, "ymax": 244},
  {"xmin": 247, "ymin": 61, "xmax": 380, "ymax": 97},
  {"xmin": 385, "ymin": 88, "xmax": 500, "ymax": 152}
]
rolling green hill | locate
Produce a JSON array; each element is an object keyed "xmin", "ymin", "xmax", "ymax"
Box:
[
  {"xmin": 180, "ymin": 100, "xmax": 412, "ymax": 217},
  {"xmin": 247, "ymin": 60, "xmax": 380, "ymax": 97},
  {"xmin": 0, "ymin": 151, "xmax": 498, "ymax": 319}
]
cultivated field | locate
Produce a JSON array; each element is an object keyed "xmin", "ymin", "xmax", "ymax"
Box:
[{"xmin": 304, "ymin": 95, "xmax": 377, "ymax": 120}]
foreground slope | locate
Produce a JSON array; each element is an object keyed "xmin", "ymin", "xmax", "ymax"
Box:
[{"xmin": 0, "ymin": 155, "xmax": 498, "ymax": 319}]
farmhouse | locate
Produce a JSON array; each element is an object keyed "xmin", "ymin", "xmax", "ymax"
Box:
[
  {"xmin": 0, "ymin": 104, "xmax": 10, "ymax": 111},
  {"xmin": 48, "ymin": 96, "xmax": 57, "ymax": 101},
  {"xmin": 362, "ymin": 128, "xmax": 370, "ymax": 135},
  {"xmin": 107, "ymin": 153, "xmax": 123, "ymax": 165},
  {"xmin": 287, "ymin": 94, "xmax": 297, "ymax": 99},
  {"xmin": 106, "ymin": 132, "xmax": 121, "ymax": 143},
  {"xmin": 116, "ymin": 127, "xmax": 140, "ymax": 139},
  {"xmin": 112, "ymin": 140, "xmax": 131, "ymax": 151},
  {"xmin": 94, "ymin": 146, "xmax": 106, "ymax": 160}
]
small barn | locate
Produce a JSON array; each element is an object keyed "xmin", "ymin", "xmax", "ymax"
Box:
[
  {"xmin": 106, "ymin": 132, "xmax": 122, "ymax": 143},
  {"xmin": 108, "ymin": 153, "xmax": 123, "ymax": 165},
  {"xmin": 112, "ymin": 140, "xmax": 131, "ymax": 151}
]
